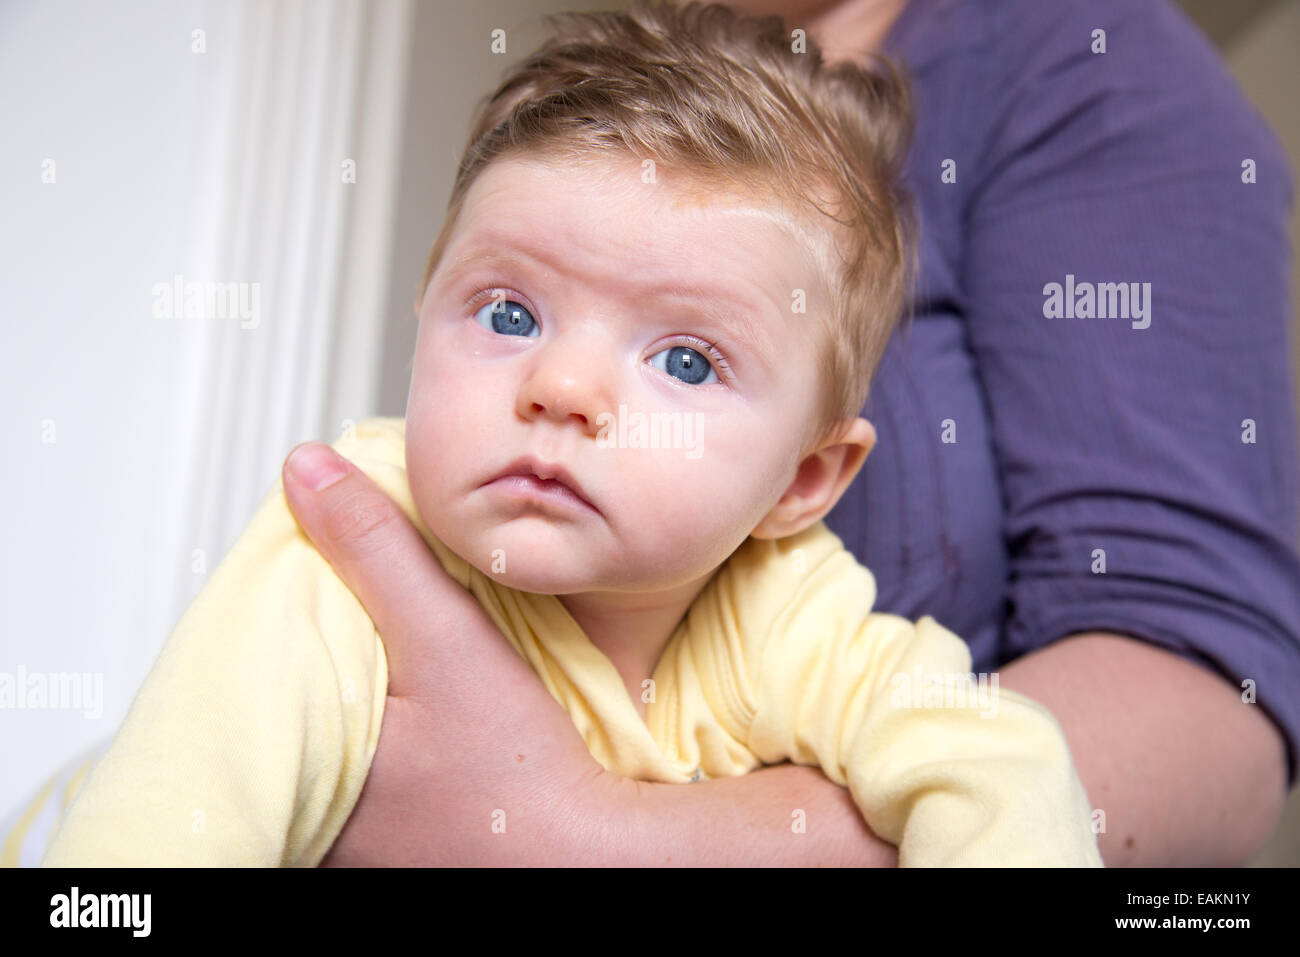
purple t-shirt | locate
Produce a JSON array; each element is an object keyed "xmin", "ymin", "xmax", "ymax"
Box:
[{"xmin": 823, "ymin": 0, "xmax": 1300, "ymax": 785}]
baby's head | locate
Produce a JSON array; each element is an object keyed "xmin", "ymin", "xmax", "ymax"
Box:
[{"xmin": 405, "ymin": 0, "xmax": 913, "ymax": 597}]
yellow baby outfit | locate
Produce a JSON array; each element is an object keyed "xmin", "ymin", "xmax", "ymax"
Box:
[{"xmin": 29, "ymin": 418, "xmax": 1101, "ymax": 866}]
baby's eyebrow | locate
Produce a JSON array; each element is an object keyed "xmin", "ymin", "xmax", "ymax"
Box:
[
  {"xmin": 445, "ymin": 240, "xmax": 781, "ymax": 363},
  {"xmin": 639, "ymin": 279, "xmax": 777, "ymax": 361}
]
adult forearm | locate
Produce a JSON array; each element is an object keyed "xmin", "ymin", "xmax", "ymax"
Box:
[
  {"xmin": 577, "ymin": 630, "xmax": 1290, "ymax": 867},
  {"xmin": 590, "ymin": 763, "xmax": 897, "ymax": 866},
  {"xmin": 998, "ymin": 632, "xmax": 1289, "ymax": 866}
]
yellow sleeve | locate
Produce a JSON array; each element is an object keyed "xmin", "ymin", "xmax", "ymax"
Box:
[
  {"xmin": 731, "ymin": 527, "xmax": 1103, "ymax": 866},
  {"xmin": 2, "ymin": 743, "xmax": 106, "ymax": 867},
  {"xmin": 40, "ymin": 427, "xmax": 394, "ymax": 867}
]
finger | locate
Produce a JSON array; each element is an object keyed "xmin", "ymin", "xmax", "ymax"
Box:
[{"xmin": 281, "ymin": 441, "xmax": 496, "ymax": 698}]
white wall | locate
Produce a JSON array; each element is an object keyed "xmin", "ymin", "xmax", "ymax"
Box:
[{"xmin": 0, "ymin": 0, "xmax": 411, "ymax": 817}]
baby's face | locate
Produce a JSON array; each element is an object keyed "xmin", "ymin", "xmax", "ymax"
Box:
[{"xmin": 406, "ymin": 154, "xmax": 830, "ymax": 595}]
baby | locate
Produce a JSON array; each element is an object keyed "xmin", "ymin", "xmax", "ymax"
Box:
[{"xmin": 30, "ymin": 0, "xmax": 1102, "ymax": 866}]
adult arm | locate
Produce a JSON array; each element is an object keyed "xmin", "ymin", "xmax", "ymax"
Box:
[
  {"xmin": 291, "ymin": 441, "xmax": 1283, "ymax": 866},
  {"xmin": 999, "ymin": 631, "xmax": 1287, "ymax": 866},
  {"xmin": 948, "ymin": 0, "xmax": 1299, "ymax": 864},
  {"xmin": 585, "ymin": 628, "xmax": 1289, "ymax": 866}
]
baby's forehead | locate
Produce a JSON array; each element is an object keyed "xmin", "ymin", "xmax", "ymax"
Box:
[{"xmin": 460, "ymin": 154, "xmax": 836, "ymax": 307}]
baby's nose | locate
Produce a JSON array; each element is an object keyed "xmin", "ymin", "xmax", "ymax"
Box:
[{"xmin": 514, "ymin": 337, "xmax": 616, "ymax": 436}]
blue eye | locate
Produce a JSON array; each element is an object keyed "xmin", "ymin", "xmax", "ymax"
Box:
[
  {"xmin": 475, "ymin": 298, "xmax": 538, "ymax": 337},
  {"xmin": 648, "ymin": 345, "xmax": 717, "ymax": 385}
]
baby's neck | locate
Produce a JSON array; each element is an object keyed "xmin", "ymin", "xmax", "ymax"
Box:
[{"xmin": 558, "ymin": 573, "xmax": 716, "ymax": 721}]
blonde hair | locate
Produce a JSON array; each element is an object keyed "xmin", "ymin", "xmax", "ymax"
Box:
[{"xmin": 419, "ymin": 0, "xmax": 915, "ymax": 453}]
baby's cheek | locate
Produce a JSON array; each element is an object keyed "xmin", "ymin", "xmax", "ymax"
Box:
[
  {"xmin": 403, "ymin": 428, "xmax": 446, "ymax": 517},
  {"xmin": 410, "ymin": 359, "xmax": 487, "ymax": 444},
  {"xmin": 406, "ymin": 370, "xmax": 510, "ymax": 527},
  {"xmin": 631, "ymin": 456, "xmax": 734, "ymax": 532}
]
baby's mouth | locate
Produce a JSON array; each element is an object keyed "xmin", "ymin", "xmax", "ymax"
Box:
[{"xmin": 482, "ymin": 457, "xmax": 600, "ymax": 516}]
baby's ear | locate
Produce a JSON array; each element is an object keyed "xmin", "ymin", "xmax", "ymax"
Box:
[{"xmin": 750, "ymin": 418, "xmax": 876, "ymax": 540}]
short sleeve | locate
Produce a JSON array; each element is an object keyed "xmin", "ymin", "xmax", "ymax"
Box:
[{"xmin": 955, "ymin": 0, "xmax": 1300, "ymax": 783}]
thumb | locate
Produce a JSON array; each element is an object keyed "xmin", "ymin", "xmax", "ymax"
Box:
[{"xmin": 280, "ymin": 441, "xmax": 491, "ymax": 698}]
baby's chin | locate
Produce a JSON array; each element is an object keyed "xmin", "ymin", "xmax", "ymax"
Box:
[
  {"xmin": 434, "ymin": 517, "xmax": 606, "ymax": 594},
  {"xmin": 470, "ymin": 563, "xmax": 590, "ymax": 595},
  {"xmin": 434, "ymin": 554, "xmax": 588, "ymax": 595}
]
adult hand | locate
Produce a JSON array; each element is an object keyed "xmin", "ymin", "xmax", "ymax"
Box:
[
  {"xmin": 282, "ymin": 441, "xmax": 898, "ymax": 867},
  {"xmin": 281, "ymin": 442, "xmax": 619, "ymax": 866}
]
